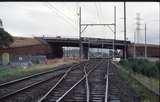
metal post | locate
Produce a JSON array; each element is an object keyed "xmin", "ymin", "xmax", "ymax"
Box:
[
  {"xmin": 159, "ymin": 2, "xmax": 160, "ymax": 61},
  {"xmin": 78, "ymin": 7, "xmax": 116, "ymax": 60},
  {"xmin": 124, "ymin": 2, "xmax": 127, "ymax": 60},
  {"xmin": 114, "ymin": 6, "xmax": 116, "ymax": 41},
  {"xmin": 102, "ymin": 41, "xmax": 103, "ymax": 58},
  {"xmin": 144, "ymin": 24, "xmax": 147, "ymax": 58},
  {"xmin": 79, "ymin": 7, "xmax": 82, "ymax": 60},
  {"xmin": 88, "ymin": 40, "xmax": 90, "ymax": 60},
  {"xmin": 134, "ymin": 32, "xmax": 136, "ymax": 59},
  {"xmin": 67, "ymin": 47, "xmax": 68, "ymax": 57},
  {"xmin": 113, "ymin": 6, "xmax": 116, "ymax": 59}
]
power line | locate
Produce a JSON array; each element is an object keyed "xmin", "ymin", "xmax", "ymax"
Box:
[
  {"xmin": 47, "ymin": 3, "xmax": 75, "ymax": 25},
  {"xmin": 0, "ymin": 4, "xmax": 31, "ymax": 10},
  {"xmin": 95, "ymin": 3, "xmax": 101, "ymax": 24},
  {"xmin": 48, "ymin": 3, "xmax": 78, "ymax": 31},
  {"xmin": 99, "ymin": 3, "xmax": 103, "ymax": 22},
  {"xmin": 44, "ymin": 3, "xmax": 72, "ymax": 25},
  {"xmin": 43, "ymin": 3, "xmax": 76, "ymax": 30},
  {"xmin": 65, "ymin": 4, "xmax": 77, "ymax": 18}
]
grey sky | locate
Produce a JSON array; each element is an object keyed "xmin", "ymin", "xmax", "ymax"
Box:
[{"xmin": 0, "ymin": 2, "xmax": 159, "ymax": 44}]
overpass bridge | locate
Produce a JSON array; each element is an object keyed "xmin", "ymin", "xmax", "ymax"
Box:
[
  {"xmin": 40, "ymin": 37, "xmax": 130, "ymax": 59},
  {"xmin": 39, "ymin": 37, "xmax": 159, "ymax": 59},
  {"xmin": 42, "ymin": 37, "xmax": 130, "ymax": 49}
]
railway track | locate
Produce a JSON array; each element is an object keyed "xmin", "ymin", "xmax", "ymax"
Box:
[
  {"xmin": 60, "ymin": 59, "xmax": 108, "ymax": 102},
  {"xmin": 38, "ymin": 59, "xmax": 102, "ymax": 102},
  {"xmin": 0, "ymin": 63, "xmax": 79, "ymax": 101},
  {"xmin": 0, "ymin": 59, "xmax": 140, "ymax": 102}
]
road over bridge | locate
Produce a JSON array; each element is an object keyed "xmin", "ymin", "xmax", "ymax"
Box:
[
  {"xmin": 42, "ymin": 37, "xmax": 130, "ymax": 49},
  {"xmin": 40, "ymin": 37, "xmax": 130, "ymax": 59},
  {"xmin": 37, "ymin": 37, "xmax": 159, "ymax": 59}
]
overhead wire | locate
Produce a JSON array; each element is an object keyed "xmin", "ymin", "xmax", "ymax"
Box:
[
  {"xmin": 44, "ymin": 3, "xmax": 75, "ymax": 33},
  {"xmin": 0, "ymin": 3, "xmax": 31, "ymax": 10},
  {"xmin": 80, "ymin": 3, "xmax": 89, "ymax": 37},
  {"xmin": 49, "ymin": 3, "xmax": 74, "ymax": 22},
  {"xmin": 47, "ymin": 3, "xmax": 75, "ymax": 25},
  {"xmin": 99, "ymin": 3, "xmax": 103, "ymax": 23},
  {"xmin": 43, "ymin": 3, "xmax": 76, "ymax": 30},
  {"xmin": 47, "ymin": 2, "xmax": 78, "ymax": 34},
  {"xmin": 95, "ymin": 3, "xmax": 101, "ymax": 24},
  {"xmin": 0, "ymin": 4, "xmax": 75, "ymax": 31},
  {"xmin": 67, "ymin": 4, "xmax": 77, "ymax": 17},
  {"xmin": 99, "ymin": 3, "xmax": 105, "ymax": 38}
]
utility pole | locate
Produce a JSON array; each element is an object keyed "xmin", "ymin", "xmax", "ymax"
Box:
[
  {"xmin": 144, "ymin": 24, "xmax": 147, "ymax": 58},
  {"xmin": 159, "ymin": 2, "xmax": 160, "ymax": 59},
  {"xmin": 79, "ymin": 7, "xmax": 82, "ymax": 60},
  {"xmin": 101, "ymin": 41, "xmax": 103, "ymax": 58},
  {"xmin": 124, "ymin": 2, "xmax": 127, "ymax": 60},
  {"xmin": 113, "ymin": 6, "xmax": 116, "ymax": 59},
  {"xmin": 114, "ymin": 6, "xmax": 116, "ymax": 41}
]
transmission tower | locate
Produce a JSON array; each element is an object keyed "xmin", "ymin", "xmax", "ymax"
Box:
[{"xmin": 136, "ymin": 13, "xmax": 142, "ymax": 43}]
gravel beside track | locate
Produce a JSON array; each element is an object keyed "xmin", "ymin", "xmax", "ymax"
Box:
[{"xmin": 108, "ymin": 62, "xmax": 140, "ymax": 102}]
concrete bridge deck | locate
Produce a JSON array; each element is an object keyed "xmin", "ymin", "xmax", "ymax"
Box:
[{"xmin": 41, "ymin": 37, "xmax": 130, "ymax": 49}]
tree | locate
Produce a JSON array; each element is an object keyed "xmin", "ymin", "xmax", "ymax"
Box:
[{"xmin": 0, "ymin": 28, "xmax": 14, "ymax": 48}]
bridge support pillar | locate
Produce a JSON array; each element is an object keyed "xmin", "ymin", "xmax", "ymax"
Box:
[
  {"xmin": 82, "ymin": 46, "xmax": 89, "ymax": 59},
  {"xmin": 51, "ymin": 46, "xmax": 63, "ymax": 58},
  {"xmin": 122, "ymin": 47, "xmax": 128, "ymax": 59}
]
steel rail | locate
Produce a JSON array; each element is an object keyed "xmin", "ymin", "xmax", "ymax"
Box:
[
  {"xmin": 38, "ymin": 63, "xmax": 82, "ymax": 102},
  {"xmin": 84, "ymin": 64, "xmax": 90, "ymax": 102},
  {"xmin": 0, "ymin": 63, "xmax": 78, "ymax": 100},
  {"xmin": 105, "ymin": 60, "xmax": 110, "ymax": 102},
  {"xmin": 0, "ymin": 64, "xmax": 72, "ymax": 87},
  {"xmin": 56, "ymin": 60, "xmax": 103, "ymax": 102},
  {"xmin": 0, "ymin": 73, "xmax": 64, "ymax": 100}
]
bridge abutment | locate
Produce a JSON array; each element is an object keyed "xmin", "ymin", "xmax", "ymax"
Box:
[
  {"xmin": 82, "ymin": 46, "xmax": 89, "ymax": 59},
  {"xmin": 51, "ymin": 46, "xmax": 63, "ymax": 58}
]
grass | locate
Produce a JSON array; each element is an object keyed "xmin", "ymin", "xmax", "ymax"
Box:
[
  {"xmin": 0, "ymin": 60, "xmax": 77, "ymax": 83},
  {"xmin": 119, "ymin": 59, "xmax": 159, "ymax": 78},
  {"xmin": 119, "ymin": 59, "xmax": 159, "ymax": 95},
  {"xmin": 133, "ymin": 73, "xmax": 159, "ymax": 95},
  {"xmin": 114, "ymin": 62, "xmax": 160, "ymax": 102}
]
